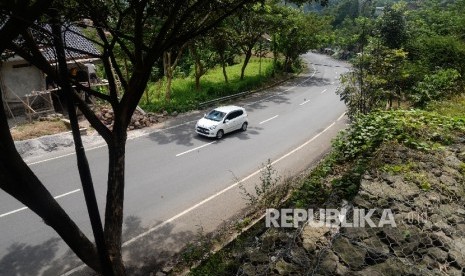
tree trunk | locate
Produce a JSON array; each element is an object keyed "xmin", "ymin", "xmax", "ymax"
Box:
[
  {"xmin": 195, "ymin": 71, "xmax": 201, "ymax": 91},
  {"xmin": 0, "ymin": 93, "xmax": 102, "ymax": 273},
  {"xmin": 104, "ymin": 128, "xmax": 127, "ymax": 276},
  {"xmin": 221, "ymin": 53, "xmax": 228, "ymax": 83},
  {"xmin": 50, "ymin": 16, "xmax": 116, "ymax": 275},
  {"xmin": 163, "ymin": 51, "xmax": 173, "ymax": 101},
  {"xmin": 240, "ymin": 49, "xmax": 252, "ymax": 80}
]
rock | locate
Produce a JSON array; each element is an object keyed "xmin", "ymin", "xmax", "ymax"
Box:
[
  {"xmin": 420, "ymin": 254, "xmax": 438, "ymax": 270},
  {"xmin": 247, "ymin": 249, "xmax": 269, "ymax": 264},
  {"xmin": 427, "ymin": 247, "xmax": 448, "ymax": 263},
  {"xmin": 341, "ymin": 227, "xmax": 371, "ymax": 241},
  {"xmin": 162, "ymin": 110, "xmax": 168, "ymax": 116},
  {"xmin": 363, "ymin": 236, "xmax": 390, "ymax": 256},
  {"xmin": 444, "ymin": 154, "xmax": 463, "ymax": 170},
  {"xmin": 317, "ymin": 250, "xmax": 338, "ymax": 274},
  {"xmin": 359, "ymin": 180, "xmax": 398, "ymax": 200},
  {"xmin": 332, "ymin": 237, "xmax": 367, "ymax": 269},
  {"xmin": 431, "ymin": 168, "xmax": 442, "ymax": 177},
  {"xmin": 354, "ymin": 258, "xmax": 419, "ymax": 275},
  {"xmin": 172, "ymin": 111, "xmax": 178, "ymax": 117},
  {"xmin": 413, "ymin": 196, "xmax": 431, "ymax": 209},
  {"xmin": 391, "ymin": 178, "xmax": 420, "ymax": 199},
  {"xmin": 352, "ymin": 196, "xmax": 373, "ymax": 209},
  {"xmin": 363, "ymin": 174, "xmax": 373, "ymax": 180},
  {"xmin": 301, "ymin": 224, "xmax": 330, "ymax": 252},
  {"xmin": 430, "ymin": 231, "xmax": 453, "ymax": 250},
  {"xmin": 274, "ymin": 259, "xmax": 298, "ymax": 275},
  {"xmin": 448, "ymin": 237, "xmax": 465, "ymax": 268},
  {"xmin": 426, "ymin": 193, "xmax": 441, "ymax": 204},
  {"xmin": 241, "ymin": 263, "xmax": 257, "ymax": 275},
  {"xmin": 290, "ymin": 247, "xmax": 310, "ymax": 267}
]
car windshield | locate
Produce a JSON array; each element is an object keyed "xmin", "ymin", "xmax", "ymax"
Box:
[{"xmin": 205, "ymin": 110, "xmax": 226, "ymax": 122}]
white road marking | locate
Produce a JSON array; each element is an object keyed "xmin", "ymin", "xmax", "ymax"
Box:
[
  {"xmin": 121, "ymin": 120, "xmax": 337, "ymax": 247},
  {"xmin": 63, "ymin": 60, "xmax": 342, "ymax": 276},
  {"xmin": 26, "ymin": 120, "xmax": 200, "ymax": 166},
  {"xmin": 299, "ymin": 99, "xmax": 311, "ymax": 106},
  {"xmin": 246, "ymin": 63, "xmax": 317, "ymax": 106},
  {"xmin": 337, "ymin": 112, "xmax": 346, "ymax": 121},
  {"xmin": 259, "ymin": 115, "xmax": 279, "ymax": 125},
  {"xmin": 176, "ymin": 141, "xmax": 216, "ymax": 157},
  {"xmin": 321, "ymin": 89, "xmax": 327, "ymax": 94},
  {"xmin": 0, "ymin": 189, "xmax": 81, "ymax": 218},
  {"xmin": 36, "ymin": 62, "xmax": 322, "ymax": 167}
]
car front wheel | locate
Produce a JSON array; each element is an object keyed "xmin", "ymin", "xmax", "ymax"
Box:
[
  {"xmin": 216, "ymin": 129, "xmax": 224, "ymax": 139},
  {"xmin": 241, "ymin": 122, "xmax": 248, "ymax": 131}
]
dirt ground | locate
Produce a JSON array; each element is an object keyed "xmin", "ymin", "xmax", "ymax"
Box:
[{"xmin": 10, "ymin": 120, "xmax": 71, "ymax": 141}]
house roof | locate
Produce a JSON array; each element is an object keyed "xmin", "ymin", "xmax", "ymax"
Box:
[
  {"xmin": 41, "ymin": 24, "xmax": 101, "ymax": 63},
  {"xmin": 0, "ymin": 21, "xmax": 101, "ymax": 63}
]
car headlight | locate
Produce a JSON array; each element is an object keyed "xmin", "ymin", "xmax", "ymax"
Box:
[{"xmin": 209, "ymin": 125, "xmax": 217, "ymax": 130}]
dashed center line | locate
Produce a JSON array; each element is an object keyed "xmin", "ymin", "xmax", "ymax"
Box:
[
  {"xmin": 259, "ymin": 115, "xmax": 279, "ymax": 125},
  {"xmin": 300, "ymin": 99, "xmax": 311, "ymax": 106},
  {"xmin": 0, "ymin": 189, "xmax": 81, "ymax": 218},
  {"xmin": 321, "ymin": 89, "xmax": 327, "ymax": 94},
  {"xmin": 176, "ymin": 141, "xmax": 216, "ymax": 157}
]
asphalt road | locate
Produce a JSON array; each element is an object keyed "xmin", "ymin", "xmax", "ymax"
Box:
[{"xmin": 0, "ymin": 52, "xmax": 350, "ymax": 275}]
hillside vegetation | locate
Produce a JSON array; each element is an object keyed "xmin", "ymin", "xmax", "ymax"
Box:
[{"xmin": 185, "ymin": 95, "xmax": 465, "ymax": 276}]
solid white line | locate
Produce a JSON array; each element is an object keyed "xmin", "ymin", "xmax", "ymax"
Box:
[
  {"xmin": 299, "ymin": 99, "xmax": 311, "ymax": 106},
  {"xmin": 122, "ymin": 120, "xmax": 337, "ymax": 247},
  {"xmin": 321, "ymin": 89, "xmax": 327, "ymax": 94},
  {"xmin": 64, "ymin": 60, "xmax": 334, "ymax": 274},
  {"xmin": 0, "ymin": 207, "xmax": 28, "ymax": 218},
  {"xmin": 27, "ymin": 145, "xmax": 106, "ymax": 166},
  {"xmin": 54, "ymin": 189, "xmax": 81, "ymax": 199},
  {"xmin": 259, "ymin": 115, "xmax": 279, "ymax": 125},
  {"xmin": 176, "ymin": 141, "xmax": 216, "ymax": 157},
  {"xmin": 246, "ymin": 63, "xmax": 318, "ymax": 106},
  {"xmin": 27, "ymin": 120, "xmax": 200, "ymax": 166},
  {"xmin": 0, "ymin": 189, "xmax": 81, "ymax": 218},
  {"xmin": 337, "ymin": 112, "xmax": 346, "ymax": 121},
  {"xmin": 34, "ymin": 61, "xmax": 325, "ymax": 167}
]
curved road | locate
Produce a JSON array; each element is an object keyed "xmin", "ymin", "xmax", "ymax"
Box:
[{"xmin": 0, "ymin": 53, "xmax": 349, "ymax": 275}]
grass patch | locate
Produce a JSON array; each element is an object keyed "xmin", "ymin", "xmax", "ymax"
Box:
[
  {"xmin": 141, "ymin": 58, "xmax": 279, "ymax": 113},
  {"xmin": 425, "ymin": 94, "xmax": 465, "ymax": 118},
  {"xmin": 10, "ymin": 120, "xmax": 70, "ymax": 141}
]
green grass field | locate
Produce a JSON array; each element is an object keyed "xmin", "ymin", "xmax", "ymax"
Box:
[{"xmin": 141, "ymin": 57, "xmax": 277, "ymax": 113}]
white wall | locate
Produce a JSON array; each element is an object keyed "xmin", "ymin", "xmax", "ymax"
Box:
[{"xmin": 0, "ymin": 61, "xmax": 45, "ymax": 101}]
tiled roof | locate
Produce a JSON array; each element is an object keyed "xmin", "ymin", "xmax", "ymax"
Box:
[{"xmin": 41, "ymin": 24, "xmax": 101, "ymax": 62}]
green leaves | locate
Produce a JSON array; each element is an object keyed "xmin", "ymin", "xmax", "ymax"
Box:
[
  {"xmin": 333, "ymin": 109, "xmax": 465, "ymax": 161},
  {"xmin": 411, "ymin": 68, "xmax": 461, "ymax": 107}
]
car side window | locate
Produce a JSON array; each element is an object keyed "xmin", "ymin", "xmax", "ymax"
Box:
[
  {"xmin": 237, "ymin": 110, "xmax": 243, "ymax": 117},
  {"xmin": 226, "ymin": 112, "xmax": 235, "ymax": 120},
  {"xmin": 231, "ymin": 110, "xmax": 241, "ymax": 120}
]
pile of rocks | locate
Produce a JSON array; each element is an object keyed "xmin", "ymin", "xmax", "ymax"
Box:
[
  {"xmin": 95, "ymin": 107, "xmax": 164, "ymax": 130},
  {"xmin": 235, "ymin": 143, "xmax": 465, "ymax": 275}
]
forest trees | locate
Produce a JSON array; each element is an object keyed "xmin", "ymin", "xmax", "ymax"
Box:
[{"xmin": 336, "ymin": 0, "xmax": 465, "ymax": 117}]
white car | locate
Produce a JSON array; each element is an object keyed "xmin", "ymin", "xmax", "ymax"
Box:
[{"xmin": 195, "ymin": 105, "xmax": 248, "ymax": 139}]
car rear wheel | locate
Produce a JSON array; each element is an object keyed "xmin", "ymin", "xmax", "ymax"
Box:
[
  {"xmin": 216, "ymin": 130, "xmax": 224, "ymax": 139},
  {"xmin": 241, "ymin": 122, "xmax": 248, "ymax": 131}
]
